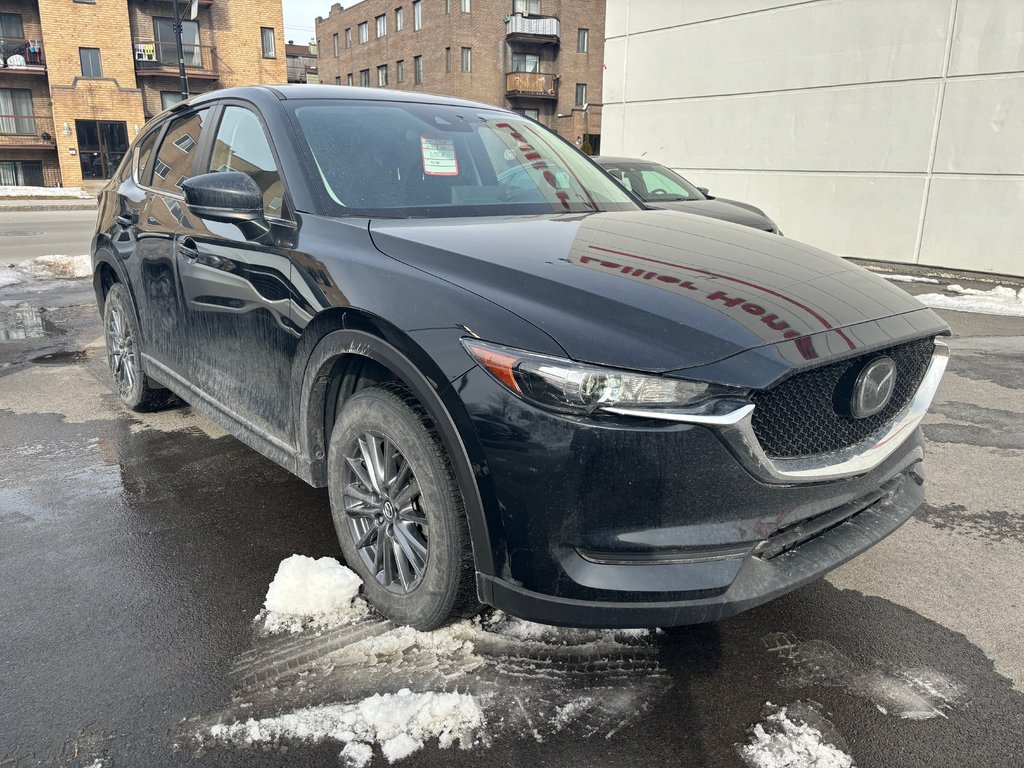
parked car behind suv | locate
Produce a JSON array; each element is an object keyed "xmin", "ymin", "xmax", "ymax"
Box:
[
  {"xmin": 92, "ymin": 86, "xmax": 949, "ymax": 630},
  {"xmin": 595, "ymin": 156, "xmax": 782, "ymax": 234}
]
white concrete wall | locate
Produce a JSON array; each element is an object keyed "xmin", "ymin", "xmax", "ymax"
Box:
[{"xmin": 603, "ymin": 0, "xmax": 1024, "ymax": 277}]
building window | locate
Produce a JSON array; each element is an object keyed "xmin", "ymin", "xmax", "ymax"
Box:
[
  {"xmin": 511, "ymin": 52, "xmax": 539, "ymax": 73},
  {"xmin": 347, "ymin": 73, "xmax": 354, "ymax": 85},
  {"xmin": 79, "ymin": 48, "xmax": 102, "ymax": 78},
  {"xmin": 345, "ymin": 28, "xmax": 352, "ymax": 48},
  {"xmin": 160, "ymin": 91, "xmax": 184, "ymax": 111},
  {"xmin": 395, "ymin": 6, "xmax": 404, "ymax": 31},
  {"xmin": 335, "ymin": 75, "xmax": 342, "ymax": 85},
  {"xmin": 0, "ymin": 89, "xmax": 35, "ymax": 135},
  {"xmin": 0, "ymin": 160, "xmax": 44, "ymax": 187},
  {"xmin": 360, "ymin": 69, "xmax": 370, "ymax": 87},
  {"xmin": 413, "ymin": 1, "xmax": 422, "ymax": 30},
  {"xmin": 461, "ymin": 0, "xmax": 471, "ymax": 11},
  {"xmin": 396, "ymin": 59, "xmax": 405, "ymax": 82},
  {"xmin": 358, "ymin": 22, "xmax": 368, "ymax": 44},
  {"xmin": 0, "ymin": 13, "xmax": 25, "ymax": 39},
  {"xmin": 578, "ymin": 28, "xmax": 589, "ymax": 53},
  {"xmin": 445, "ymin": 0, "xmax": 451, "ymax": 14},
  {"xmin": 444, "ymin": 47, "xmax": 451, "ymax": 73},
  {"xmin": 377, "ymin": 64, "xmax": 388, "ymax": 86},
  {"xmin": 333, "ymin": 33, "xmax": 340, "ymax": 57},
  {"xmin": 413, "ymin": 55, "xmax": 422, "ymax": 84},
  {"xmin": 515, "ymin": 108, "xmax": 539, "ymax": 121},
  {"xmin": 514, "ymin": 0, "xmax": 541, "ymax": 14},
  {"xmin": 376, "ymin": 14, "xmax": 387, "ymax": 38},
  {"xmin": 261, "ymin": 28, "xmax": 276, "ymax": 58},
  {"xmin": 461, "ymin": 47, "xmax": 471, "ymax": 72},
  {"xmin": 575, "ymin": 82, "xmax": 587, "ymax": 106}
]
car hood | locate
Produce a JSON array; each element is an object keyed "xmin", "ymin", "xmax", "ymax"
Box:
[
  {"xmin": 368, "ymin": 209, "xmax": 933, "ymax": 373},
  {"xmin": 649, "ymin": 198, "xmax": 775, "ymax": 231}
]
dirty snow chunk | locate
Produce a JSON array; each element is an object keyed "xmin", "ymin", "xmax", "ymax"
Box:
[
  {"xmin": 480, "ymin": 610, "xmax": 649, "ymax": 644},
  {"xmin": 340, "ymin": 741, "xmax": 374, "ymax": 767},
  {"xmin": 916, "ymin": 285, "xmax": 1024, "ymax": 317},
  {"xmin": 208, "ymin": 689, "xmax": 484, "ymax": 763},
  {"xmin": 260, "ymin": 555, "xmax": 364, "ymax": 633},
  {"xmin": 739, "ymin": 705, "xmax": 854, "ymax": 768},
  {"xmin": 880, "ymin": 273, "xmax": 940, "ymax": 284},
  {"xmin": 7, "ymin": 254, "xmax": 92, "ymax": 281},
  {"xmin": 0, "ymin": 268, "xmax": 20, "ymax": 288}
]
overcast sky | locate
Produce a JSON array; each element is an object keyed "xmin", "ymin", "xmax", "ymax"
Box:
[{"xmin": 284, "ymin": 0, "xmax": 364, "ymax": 44}]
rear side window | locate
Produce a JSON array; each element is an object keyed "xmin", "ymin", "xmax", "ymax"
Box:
[
  {"xmin": 206, "ymin": 106, "xmax": 284, "ymax": 217},
  {"xmin": 151, "ymin": 109, "xmax": 209, "ymax": 194},
  {"xmin": 135, "ymin": 128, "xmax": 160, "ymax": 184}
]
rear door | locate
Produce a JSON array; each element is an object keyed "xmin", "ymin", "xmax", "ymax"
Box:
[{"xmin": 172, "ymin": 102, "xmax": 300, "ymax": 445}]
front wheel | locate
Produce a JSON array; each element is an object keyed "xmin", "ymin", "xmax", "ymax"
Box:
[{"xmin": 327, "ymin": 383, "xmax": 478, "ymax": 629}]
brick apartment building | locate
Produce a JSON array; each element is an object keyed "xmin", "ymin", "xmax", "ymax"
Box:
[
  {"xmin": 315, "ymin": 0, "xmax": 605, "ymax": 150},
  {"xmin": 0, "ymin": 0, "xmax": 286, "ymax": 189}
]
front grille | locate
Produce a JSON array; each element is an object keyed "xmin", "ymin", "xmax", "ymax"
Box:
[{"xmin": 750, "ymin": 337, "xmax": 936, "ymax": 459}]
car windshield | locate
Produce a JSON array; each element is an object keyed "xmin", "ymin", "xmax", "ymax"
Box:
[
  {"xmin": 290, "ymin": 100, "xmax": 638, "ymax": 217},
  {"xmin": 601, "ymin": 162, "xmax": 704, "ymax": 202}
]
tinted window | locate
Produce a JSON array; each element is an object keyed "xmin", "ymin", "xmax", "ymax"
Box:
[
  {"xmin": 151, "ymin": 110, "xmax": 208, "ymax": 194},
  {"xmin": 135, "ymin": 128, "xmax": 160, "ymax": 184},
  {"xmin": 207, "ymin": 106, "xmax": 284, "ymax": 217}
]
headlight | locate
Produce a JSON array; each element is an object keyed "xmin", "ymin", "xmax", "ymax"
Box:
[{"xmin": 462, "ymin": 339, "xmax": 719, "ymax": 415}]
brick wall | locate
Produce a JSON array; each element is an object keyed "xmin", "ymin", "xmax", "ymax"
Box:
[
  {"xmin": 313, "ymin": 0, "xmax": 605, "ymax": 142},
  {"xmin": 211, "ymin": 0, "xmax": 287, "ymax": 87}
]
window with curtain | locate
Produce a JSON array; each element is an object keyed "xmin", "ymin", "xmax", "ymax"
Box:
[
  {"xmin": 395, "ymin": 7, "xmax": 403, "ymax": 31},
  {"xmin": 358, "ymin": 22, "xmax": 368, "ymax": 43},
  {"xmin": 461, "ymin": 47, "xmax": 471, "ymax": 72},
  {"xmin": 396, "ymin": 59, "xmax": 405, "ymax": 82},
  {"xmin": 0, "ymin": 160, "xmax": 44, "ymax": 186},
  {"xmin": 414, "ymin": 55, "xmax": 422, "ymax": 84},
  {"xmin": 511, "ymin": 53, "xmax": 539, "ymax": 73},
  {"xmin": 513, "ymin": 0, "xmax": 540, "ymax": 14},
  {"xmin": 0, "ymin": 89, "xmax": 34, "ymax": 135},
  {"xmin": 377, "ymin": 64, "xmax": 388, "ymax": 86},
  {"xmin": 261, "ymin": 28, "xmax": 276, "ymax": 58},
  {"xmin": 376, "ymin": 14, "xmax": 387, "ymax": 38},
  {"xmin": 413, "ymin": 1, "xmax": 422, "ymax": 30}
]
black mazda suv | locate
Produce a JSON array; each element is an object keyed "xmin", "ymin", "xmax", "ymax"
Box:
[{"xmin": 91, "ymin": 86, "xmax": 949, "ymax": 630}]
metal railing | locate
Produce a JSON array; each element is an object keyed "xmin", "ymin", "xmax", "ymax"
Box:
[
  {"xmin": 505, "ymin": 71, "xmax": 558, "ymax": 98},
  {"xmin": 133, "ymin": 39, "xmax": 217, "ymax": 75},
  {"xmin": 0, "ymin": 38, "xmax": 46, "ymax": 69},
  {"xmin": 505, "ymin": 14, "xmax": 560, "ymax": 43}
]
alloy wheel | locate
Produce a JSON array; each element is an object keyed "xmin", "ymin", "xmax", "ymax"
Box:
[
  {"xmin": 342, "ymin": 432, "xmax": 429, "ymax": 593},
  {"xmin": 106, "ymin": 306, "xmax": 137, "ymax": 396}
]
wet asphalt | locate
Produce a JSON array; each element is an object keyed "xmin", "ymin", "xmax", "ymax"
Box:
[{"xmin": 1, "ymin": 253, "xmax": 1023, "ymax": 767}]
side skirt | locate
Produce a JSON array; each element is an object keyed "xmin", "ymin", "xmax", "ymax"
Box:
[{"xmin": 142, "ymin": 354, "xmax": 317, "ymax": 485}]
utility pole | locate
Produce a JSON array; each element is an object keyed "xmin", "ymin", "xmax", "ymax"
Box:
[{"xmin": 172, "ymin": 0, "xmax": 190, "ymax": 101}]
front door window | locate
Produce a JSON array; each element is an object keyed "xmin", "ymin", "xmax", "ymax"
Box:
[{"xmin": 76, "ymin": 120, "xmax": 128, "ymax": 180}]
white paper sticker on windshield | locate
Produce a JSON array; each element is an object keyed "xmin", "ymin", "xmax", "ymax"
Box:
[{"xmin": 421, "ymin": 136, "xmax": 459, "ymax": 176}]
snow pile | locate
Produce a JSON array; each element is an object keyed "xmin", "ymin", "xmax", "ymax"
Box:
[
  {"xmin": 208, "ymin": 688, "xmax": 484, "ymax": 765},
  {"xmin": 0, "ymin": 185, "xmax": 92, "ymax": 199},
  {"xmin": 0, "ymin": 255, "xmax": 92, "ymax": 286},
  {"xmin": 259, "ymin": 555, "xmax": 366, "ymax": 634},
  {"xmin": 880, "ymin": 273, "xmax": 940, "ymax": 284},
  {"xmin": 739, "ymin": 704, "xmax": 854, "ymax": 768},
  {"xmin": 915, "ymin": 284, "xmax": 1024, "ymax": 317},
  {"xmin": 478, "ymin": 610, "xmax": 649, "ymax": 644}
]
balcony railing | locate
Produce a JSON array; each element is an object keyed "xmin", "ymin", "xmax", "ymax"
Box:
[
  {"xmin": 505, "ymin": 71, "xmax": 558, "ymax": 99},
  {"xmin": 133, "ymin": 40, "xmax": 218, "ymax": 78},
  {"xmin": 0, "ymin": 114, "xmax": 55, "ymax": 144},
  {"xmin": 0, "ymin": 38, "xmax": 46, "ymax": 72},
  {"xmin": 505, "ymin": 14, "xmax": 560, "ymax": 44}
]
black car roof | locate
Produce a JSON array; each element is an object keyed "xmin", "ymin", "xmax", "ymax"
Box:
[{"xmin": 186, "ymin": 84, "xmax": 509, "ymax": 113}]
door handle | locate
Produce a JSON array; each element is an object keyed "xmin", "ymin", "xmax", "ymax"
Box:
[
  {"xmin": 116, "ymin": 211, "xmax": 136, "ymax": 228},
  {"xmin": 176, "ymin": 236, "xmax": 200, "ymax": 263}
]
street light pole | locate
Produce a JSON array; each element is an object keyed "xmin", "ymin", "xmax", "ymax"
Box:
[{"xmin": 171, "ymin": 0, "xmax": 190, "ymax": 101}]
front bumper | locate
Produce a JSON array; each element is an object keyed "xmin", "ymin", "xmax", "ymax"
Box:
[
  {"xmin": 477, "ymin": 464, "xmax": 923, "ymax": 627},
  {"xmin": 453, "ymin": 358, "xmax": 932, "ymax": 628}
]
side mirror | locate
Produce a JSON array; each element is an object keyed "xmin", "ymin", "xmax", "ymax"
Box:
[
  {"xmin": 182, "ymin": 171, "xmax": 271, "ymax": 241},
  {"xmin": 697, "ymin": 186, "xmax": 710, "ymax": 197}
]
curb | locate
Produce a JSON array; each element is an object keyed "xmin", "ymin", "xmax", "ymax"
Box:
[{"xmin": 0, "ymin": 200, "xmax": 97, "ymax": 212}]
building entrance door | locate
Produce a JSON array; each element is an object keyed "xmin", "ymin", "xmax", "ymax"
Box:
[{"xmin": 75, "ymin": 120, "xmax": 129, "ymax": 180}]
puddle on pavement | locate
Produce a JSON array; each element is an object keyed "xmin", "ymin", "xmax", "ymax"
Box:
[
  {"xmin": 30, "ymin": 349, "xmax": 89, "ymax": 366},
  {"xmin": 0, "ymin": 303, "xmax": 58, "ymax": 341}
]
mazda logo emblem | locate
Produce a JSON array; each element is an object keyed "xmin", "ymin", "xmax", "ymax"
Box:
[{"xmin": 851, "ymin": 356, "xmax": 897, "ymax": 418}]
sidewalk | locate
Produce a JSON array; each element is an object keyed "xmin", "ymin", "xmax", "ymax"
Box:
[{"xmin": 0, "ymin": 198, "xmax": 97, "ymax": 212}]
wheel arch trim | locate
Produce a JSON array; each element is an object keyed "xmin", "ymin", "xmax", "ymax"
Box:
[{"xmin": 297, "ymin": 327, "xmax": 499, "ymax": 577}]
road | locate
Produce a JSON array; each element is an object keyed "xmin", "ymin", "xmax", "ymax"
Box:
[
  {"xmin": 1, "ymin": 219, "xmax": 1022, "ymax": 767},
  {"xmin": 0, "ymin": 210, "xmax": 96, "ymax": 265}
]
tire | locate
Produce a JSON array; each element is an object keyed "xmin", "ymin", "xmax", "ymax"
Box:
[
  {"xmin": 328, "ymin": 383, "xmax": 479, "ymax": 630},
  {"xmin": 103, "ymin": 282, "xmax": 177, "ymax": 412}
]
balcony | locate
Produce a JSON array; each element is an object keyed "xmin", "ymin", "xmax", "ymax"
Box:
[
  {"xmin": 505, "ymin": 71, "xmax": 558, "ymax": 100},
  {"xmin": 0, "ymin": 39, "xmax": 46, "ymax": 74},
  {"xmin": 133, "ymin": 40, "xmax": 218, "ymax": 79},
  {"xmin": 0, "ymin": 115, "xmax": 56, "ymax": 148},
  {"xmin": 505, "ymin": 14, "xmax": 560, "ymax": 45}
]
